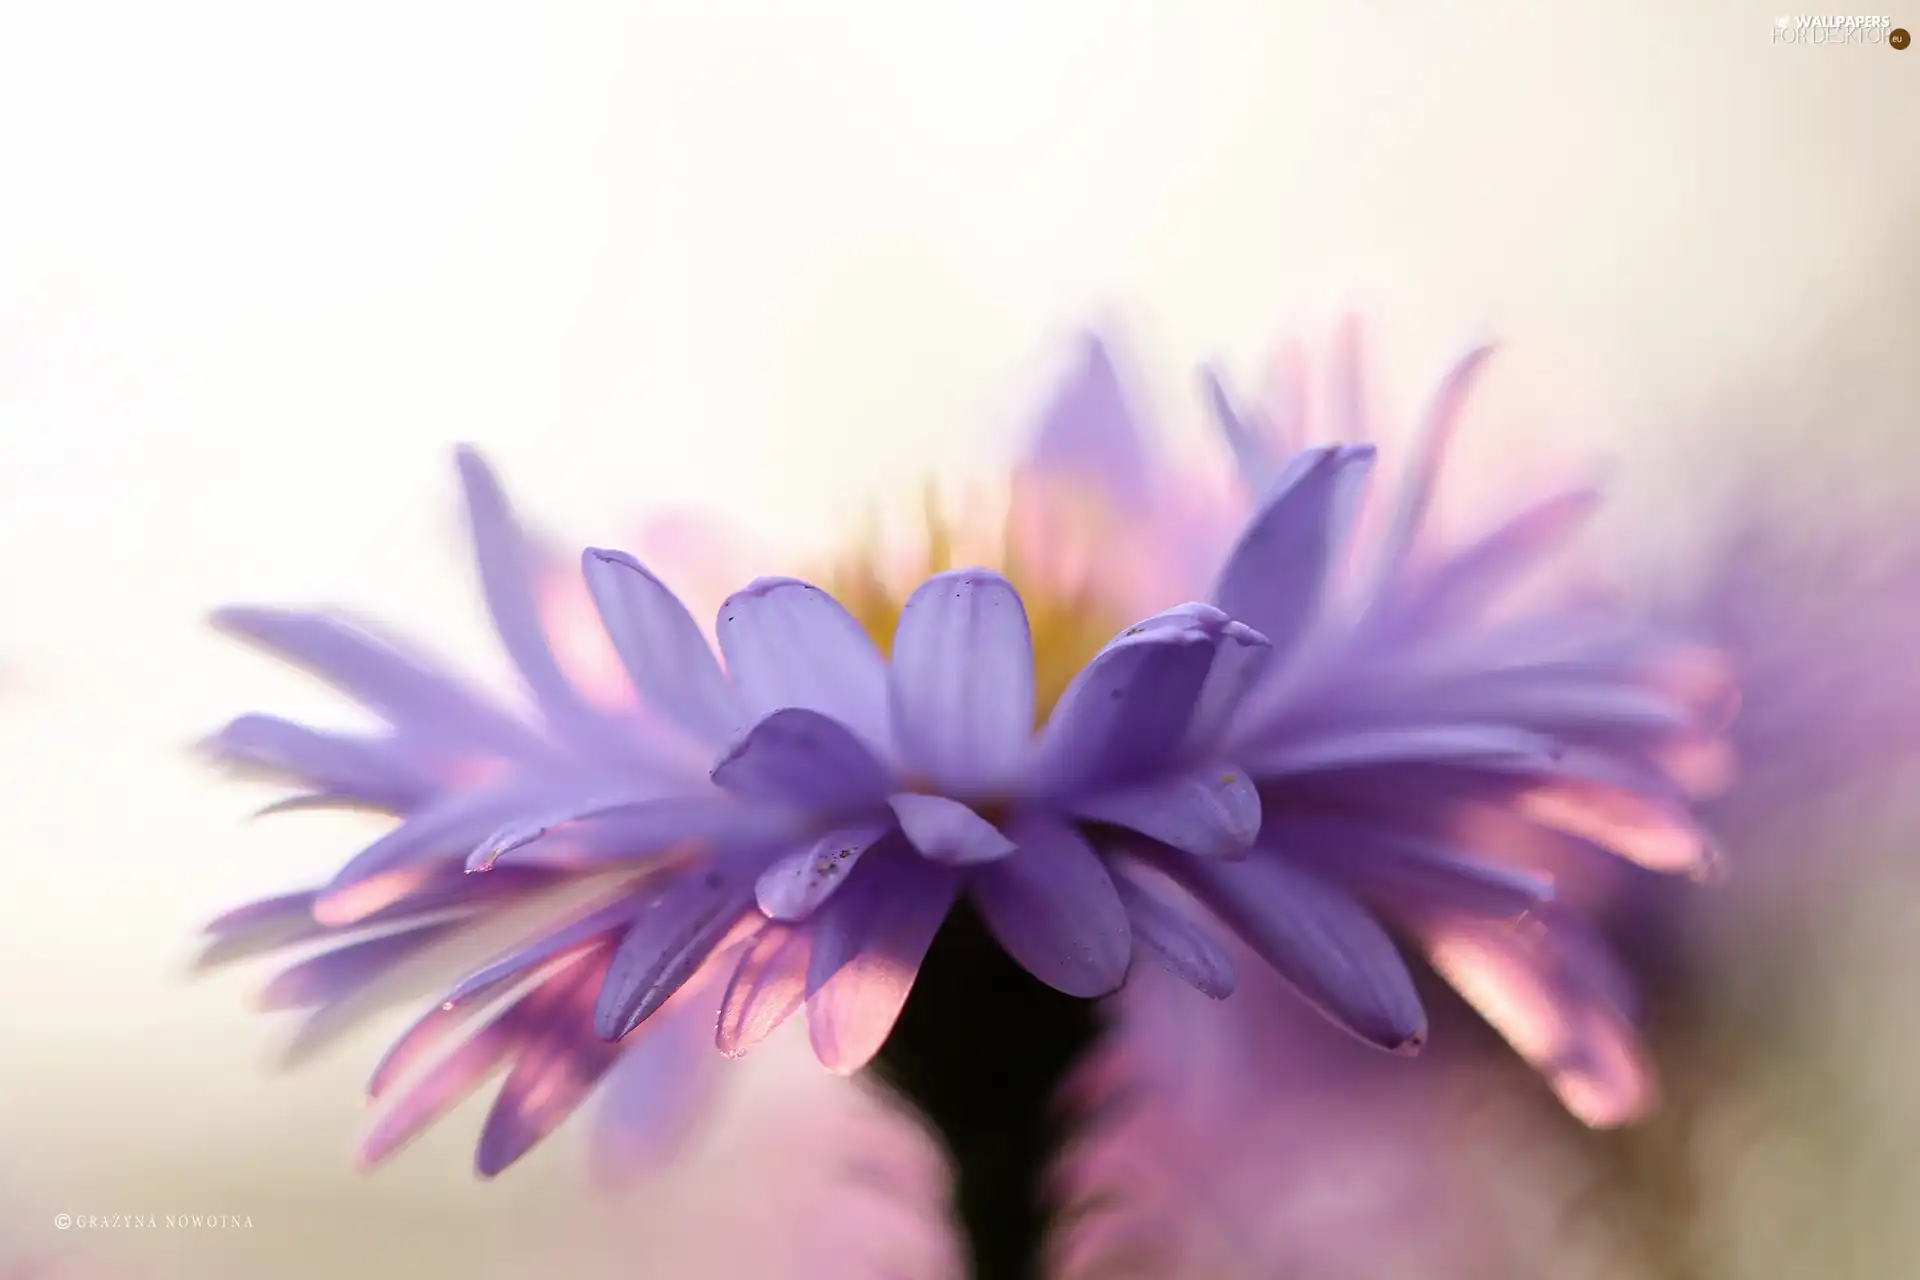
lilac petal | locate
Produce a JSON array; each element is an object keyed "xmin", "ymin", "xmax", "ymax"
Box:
[
  {"xmin": 582, "ymin": 548, "xmax": 742, "ymax": 747},
  {"xmin": 592, "ymin": 992, "xmax": 728, "ymax": 1185},
  {"xmin": 595, "ymin": 865, "xmax": 756, "ymax": 1041},
  {"xmin": 888, "ymin": 570, "xmax": 1035, "ymax": 791},
  {"xmin": 204, "ymin": 891, "xmax": 318, "ymax": 939},
  {"xmin": 477, "ymin": 956, "xmax": 624, "ymax": 1178},
  {"xmin": 1271, "ymin": 818, "xmax": 1554, "ymax": 920},
  {"xmin": 1246, "ymin": 725, "xmax": 1563, "ymax": 779},
  {"xmin": 889, "ymin": 793, "xmax": 1017, "ymax": 865},
  {"xmin": 436, "ymin": 898, "xmax": 636, "ymax": 1011},
  {"xmin": 1111, "ymin": 868, "xmax": 1236, "ymax": 999},
  {"xmin": 213, "ymin": 607, "xmax": 540, "ymax": 756},
  {"xmin": 1112, "ymin": 603, "xmax": 1273, "ymax": 750},
  {"xmin": 455, "ymin": 446, "xmax": 594, "ymax": 727},
  {"xmin": 710, "ymin": 708, "xmax": 891, "ymax": 810},
  {"xmin": 805, "ymin": 851, "xmax": 960, "ymax": 1074},
  {"xmin": 1031, "ymin": 613, "xmax": 1223, "ymax": 794},
  {"xmin": 1209, "ymin": 444, "xmax": 1376, "ymax": 663},
  {"xmin": 1025, "ymin": 335, "xmax": 1150, "ymax": 511},
  {"xmin": 205, "ymin": 715, "xmax": 433, "ymax": 807},
  {"xmin": 1393, "ymin": 487, "xmax": 1602, "ymax": 631},
  {"xmin": 1203, "ymin": 366, "xmax": 1286, "ymax": 495},
  {"xmin": 716, "ymin": 577, "xmax": 893, "ymax": 755},
  {"xmin": 972, "ymin": 814, "xmax": 1132, "ymax": 998},
  {"xmin": 470, "ymin": 793, "xmax": 794, "ymax": 871},
  {"xmin": 317, "ymin": 785, "xmax": 552, "ymax": 921},
  {"xmin": 1171, "ymin": 854, "xmax": 1426, "ymax": 1052},
  {"xmin": 1366, "ymin": 343, "xmax": 1497, "ymax": 592},
  {"xmin": 756, "ymin": 819, "xmax": 895, "ymax": 921},
  {"xmin": 1381, "ymin": 677, "xmax": 1691, "ymax": 742},
  {"xmin": 1069, "ymin": 765, "xmax": 1261, "ymax": 860},
  {"xmin": 716, "ymin": 921, "xmax": 813, "ymax": 1057},
  {"xmin": 359, "ymin": 971, "xmax": 572, "ymax": 1168},
  {"xmin": 258, "ymin": 923, "xmax": 461, "ymax": 1011}
]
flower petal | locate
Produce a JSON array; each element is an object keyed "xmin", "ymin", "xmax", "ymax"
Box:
[
  {"xmin": 1246, "ymin": 724, "xmax": 1563, "ymax": 779},
  {"xmin": 212, "ymin": 607, "xmax": 541, "ymax": 757},
  {"xmin": 1390, "ymin": 487, "xmax": 1601, "ymax": 632},
  {"xmin": 755, "ymin": 819, "xmax": 895, "ymax": 921},
  {"xmin": 1203, "ymin": 365, "xmax": 1287, "ymax": 496},
  {"xmin": 716, "ymin": 921, "xmax": 813, "ymax": 1057},
  {"xmin": 1025, "ymin": 334, "xmax": 1151, "ymax": 511},
  {"xmin": 258, "ymin": 923, "xmax": 460, "ymax": 1012},
  {"xmin": 455, "ymin": 446, "xmax": 596, "ymax": 727},
  {"xmin": 1169, "ymin": 853, "xmax": 1426, "ymax": 1052},
  {"xmin": 1032, "ymin": 613, "xmax": 1224, "ymax": 794},
  {"xmin": 1111, "ymin": 866, "xmax": 1237, "ymax": 999},
  {"xmin": 582, "ymin": 548, "xmax": 743, "ymax": 748},
  {"xmin": 591, "ymin": 989, "xmax": 728, "ymax": 1186},
  {"xmin": 1070, "ymin": 765, "xmax": 1261, "ymax": 860},
  {"xmin": 888, "ymin": 569, "xmax": 1035, "ymax": 791},
  {"xmin": 1209, "ymin": 444, "xmax": 1375, "ymax": 664},
  {"xmin": 435, "ymin": 898, "xmax": 635, "ymax": 1012},
  {"xmin": 805, "ymin": 850, "xmax": 960, "ymax": 1074},
  {"xmin": 595, "ymin": 864, "xmax": 756, "ymax": 1041},
  {"xmin": 1112, "ymin": 603, "xmax": 1273, "ymax": 750},
  {"xmin": 971, "ymin": 814, "xmax": 1132, "ymax": 998},
  {"xmin": 889, "ymin": 793, "xmax": 1017, "ymax": 865},
  {"xmin": 1364, "ymin": 343, "xmax": 1496, "ymax": 593},
  {"xmin": 710, "ymin": 708, "xmax": 892, "ymax": 811},
  {"xmin": 471, "ymin": 794, "xmax": 796, "ymax": 872},
  {"xmin": 1268, "ymin": 817, "xmax": 1554, "ymax": 920},
  {"xmin": 205, "ymin": 715, "xmax": 434, "ymax": 808},
  {"xmin": 476, "ymin": 953, "xmax": 624, "ymax": 1178},
  {"xmin": 717, "ymin": 577, "xmax": 892, "ymax": 755}
]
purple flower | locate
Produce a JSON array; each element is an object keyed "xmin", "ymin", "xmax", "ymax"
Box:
[{"xmin": 1025, "ymin": 323, "xmax": 1733, "ymax": 1120}]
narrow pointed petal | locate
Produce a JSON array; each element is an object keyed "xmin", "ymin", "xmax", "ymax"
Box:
[
  {"xmin": 1425, "ymin": 917, "xmax": 1654, "ymax": 1127},
  {"xmin": 1247, "ymin": 725, "xmax": 1563, "ymax": 779},
  {"xmin": 1203, "ymin": 366, "xmax": 1286, "ymax": 499},
  {"xmin": 1113, "ymin": 603, "xmax": 1273, "ymax": 749},
  {"xmin": 972, "ymin": 815, "xmax": 1132, "ymax": 998},
  {"xmin": 1171, "ymin": 854, "xmax": 1426, "ymax": 1052},
  {"xmin": 258, "ymin": 923, "xmax": 460, "ymax": 1011},
  {"xmin": 1393, "ymin": 487, "xmax": 1602, "ymax": 631},
  {"xmin": 755, "ymin": 820, "xmax": 895, "ymax": 921},
  {"xmin": 1270, "ymin": 817, "xmax": 1555, "ymax": 920},
  {"xmin": 1032, "ymin": 614, "xmax": 1222, "ymax": 794},
  {"xmin": 717, "ymin": 577, "xmax": 893, "ymax": 754},
  {"xmin": 1210, "ymin": 444, "xmax": 1375, "ymax": 663},
  {"xmin": 805, "ymin": 852, "xmax": 960, "ymax": 1074},
  {"xmin": 888, "ymin": 569, "xmax": 1035, "ymax": 791},
  {"xmin": 889, "ymin": 793, "xmax": 1017, "ymax": 865},
  {"xmin": 1366, "ymin": 343, "xmax": 1497, "ymax": 591},
  {"xmin": 316, "ymin": 785, "xmax": 549, "ymax": 920},
  {"xmin": 716, "ymin": 921, "xmax": 813, "ymax": 1057},
  {"xmin": 436, "ymin": 899, "xmax": 634, "ymax": 1011},
  {"xmin": 477, "ymin": 956, "xmax": 623, "ymax": 1178},
  {"xmin": 455, "ymin": 446, "xmax": 593, "ymax": 726},
  {"xmin": 582, "ymin": 548, "xmax": 742, "ymax": 747},
  {"xmin": 471, "ymin": 793, "xmax": 794, "ymax": 871},
  {"xmin": 359, "ymin": 975, "xmax": 571, "ymax": 1167},
  {"xmin": 212, "ymin": 608, "xmax": 540, "ymax": 756},
  {"xmin": 1111, "ymin": 869, "xmax": 1237, "ymax": 999},
  {"xmin": 595, "ymin": 866, "xmax": 755, "ymax": 1041},
  {"xmin": 1515, "ymin": 779, "xmax": 1720, "ymax": 877},
  {"xmin": 205, "ymin": 715, "xmax": 433, "ymax": 806},
  {"xmin": 1069, "ymin": 766, "xmax": 1261, "ymax": 860},
  {"xmin": 1025, "ymin": 334, "xmax": 1150, "ymax": 510}
]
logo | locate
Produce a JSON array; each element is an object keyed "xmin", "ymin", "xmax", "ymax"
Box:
[{"xmin": 1772, "ymin": 14, "xmax": 1900, "ymax": 44}]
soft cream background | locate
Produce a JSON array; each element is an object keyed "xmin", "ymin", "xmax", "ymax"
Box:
[{"xmin": 0, "ymin": 2, "xmax": 1914, "ymax": 1277}]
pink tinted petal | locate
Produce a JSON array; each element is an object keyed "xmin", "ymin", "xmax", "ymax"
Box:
[
  {"xmin": 1023, "ymin": 334, "xmax": 1151, "ymax": 511},
  {"xmin": 971, "ymin": 815, "xmax": 1131, "ymax": 998},
  {"xmin": 1069, "ymin": 766, "xmax": 1261, "ymax": 860},
  {"xmin": 888, "ymin": 570, "xmax": 1035, "ymax": 791},
  {"xmin": 716, "ymin": 921, "xmax": 813, "ymax": 1057},
  {"xmin": 595, "ymin": 867, "xmax": 757, "ymax": 1042},
  {"xmin": 1515, "ymin": 779, "xmax": 1721, "ymax": 878},
  {"xmin": 316, "ymin": 784, "xmax": 552, "ymax": 920},
  {"xmin": 1210, "ymin": 445, "xmax": 1376, "ymax": 664},
  {"xmin": 710, "ymin": 708, "xmax": 891, "ymax": 810},
  {"xmin": 756, "ymin": 820, "xmax": 895, "ymax": 921},
  {"xmin": 805, "ymin": 855, "xmax": 960, "ymax": 1075},
  {"xmin": 717, "ymin": 578, "xmax": 894, "ymax": 755},
  {"xmin": 582, "ymin": 548, "xmax": 741, "ymax": 748},
  {"xmin": 1424, "ymin": 918, "xmax": 1655, "ymax": 1127},
  {"xmin": 258, "ymin": 923, "xmax": 460, "ymax": 1012},
  {"xmin": 888, "ymin": 793, "xmax": 1017, "ymax": 866},
  {"xmin": 476, "ymin": 954, "xmax": 625, "ymax": 1178}
]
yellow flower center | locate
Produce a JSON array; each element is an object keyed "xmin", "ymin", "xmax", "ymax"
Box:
[{"xmin": 826, "ymin": 480, "xmax": 1125, "ymax": 724}]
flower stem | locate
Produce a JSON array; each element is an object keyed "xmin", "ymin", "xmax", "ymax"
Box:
[{"xmin": 872, "ymin": 899, "xmax": 1103, "ymax": 1280}]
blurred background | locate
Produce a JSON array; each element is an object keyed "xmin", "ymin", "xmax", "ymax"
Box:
[{"xmin": 0, "ymin": 2, "xmax": 1915, "ymax": 1276}]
